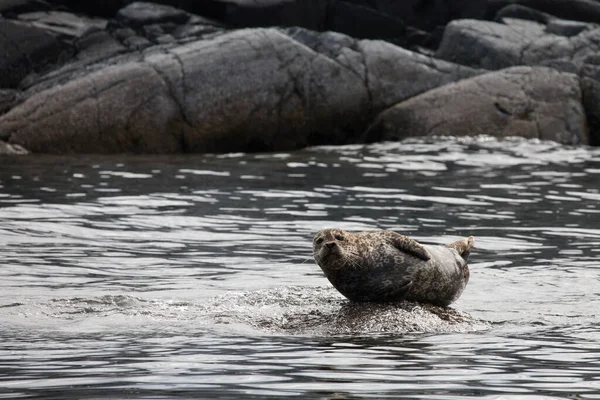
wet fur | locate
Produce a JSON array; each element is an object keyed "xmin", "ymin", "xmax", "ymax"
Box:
[{"xmin": 313, "ymin": 229, "xmax": 474, "ymax": 306}]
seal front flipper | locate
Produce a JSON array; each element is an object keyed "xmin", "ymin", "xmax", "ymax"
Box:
[
  {"xmin": 386, "ymin": 232, "xmax": 431, "ymax": 261},
  {"xmin": 445, "ymin": 236, "xmax": 475, "ymax": 261},
  {"xmin": 394, "ymin": 279, "xmax": 413, "ymax": 299}
]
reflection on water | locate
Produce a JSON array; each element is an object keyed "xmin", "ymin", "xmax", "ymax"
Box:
[{"xmin": 1, "ymin": 137, "xmax": 600, "ymax": 398}]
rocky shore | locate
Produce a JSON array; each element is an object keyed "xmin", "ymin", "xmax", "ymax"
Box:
[{"xmin": 1, "ymin": 0, "xmax": 599, "ymax": 154}]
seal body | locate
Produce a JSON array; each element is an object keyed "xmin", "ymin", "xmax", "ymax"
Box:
[{"xmin": 312, "ymin": 229, "xmax": 474, "ymax": 306}]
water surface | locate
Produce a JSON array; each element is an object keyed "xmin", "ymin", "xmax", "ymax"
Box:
[{"xmin": 1, "ymin": 137, "xmax": 600, "ymax": 398}]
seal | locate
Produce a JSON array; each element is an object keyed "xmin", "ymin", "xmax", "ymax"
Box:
[{"xmin": 312, "ymin": 229, "xmax": 474, "ymax": 306}]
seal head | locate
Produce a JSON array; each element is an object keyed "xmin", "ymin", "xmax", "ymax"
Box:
[{"xmin": 313, "ymin": 228, "xmax": 474, "ymax": 306}]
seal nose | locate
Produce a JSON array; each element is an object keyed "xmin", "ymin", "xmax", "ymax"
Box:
[{"xmin": 326, "ymin": 242, "xmax": 336, "ymax": 249}]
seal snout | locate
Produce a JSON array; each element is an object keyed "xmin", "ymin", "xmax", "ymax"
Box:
[{"xmin": 322, "ymin": 240, "xmax": 341, "ymax": 258}]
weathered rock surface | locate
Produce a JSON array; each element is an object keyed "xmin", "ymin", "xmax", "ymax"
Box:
[
  {"xmin": 116, "ymin": 2, "xmax": 191, "ymax": 28},
  {"xmin": 0, "ymin": 89, "xmax": 19, "ymax": 114},
  {"xmin": 15, "ymin": 0, "xmax": 488, "ymax": 50},
  {"xmin": 2, "ymin": 0, "xmax": 600, "ymax": 153},
  {"xmin": 436, "ymin": 18, "xmax": 600, "ymax": 70},
  {"xmin": 286, "ymin": 28, "xmax": 480, "ymax": 112},
  {"xmin": 580, "ymin": 58, "xmax": 600, "ymax": 146},
  {"xmin": 73, "ymin": 28, "xmax": 127, "ymax": 62},
  {"xmin": 485, "ymin": 0, "xmax": 600, "ymax": 24},
  {"xmin": 0, "ymin": 18, "xmax": 68, "ymax": 88},
  {"xmin": 492, "ymin": 4, "xmax": 553, "ymax": 25},
  {"xmin": 367, "ymin": 66, "xmax": 588, "ymax": 145},
  {"xmin": 17, "ymin": 11, "xmax": 107, "ymax": 38},
  {"xmin": 433, "ymin": 14, "xmax": 600, "ymax": 146},
  {"xmin": 36, "ymin": 0, "xmax": 128, "ymax": 18},
  {"xmin": 111, "ymin": 2, "xmax": 225, "ymax": 45},
  {"xmin": 0, "ymin": 140, "xmax": 27, "ymax": 154},
  {"xmin": 0, "ymin": 27, "xmax": 480, "ymax": 153}
]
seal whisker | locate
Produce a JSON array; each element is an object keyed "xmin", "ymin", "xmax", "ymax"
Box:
[
  {"xmin": 343, "ymin": 251, "xmax": 364, "ymax": 271},
  {"xmin": 300, "ymin": 257, "xmax": 314, "ymax": 265}
]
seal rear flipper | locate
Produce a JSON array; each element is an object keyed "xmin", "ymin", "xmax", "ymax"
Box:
[
  {"xmin": 445, "ymin": 236, "xmax": 475, "ymax": 261},
  {"xmin": 387, "ymin": 232, "xmax": 431, "ymax": 261}
]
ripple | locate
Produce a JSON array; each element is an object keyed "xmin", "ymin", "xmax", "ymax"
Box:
[{"xmin": 1, "ymin": 138, "xmax": 600, "ymax": 398}]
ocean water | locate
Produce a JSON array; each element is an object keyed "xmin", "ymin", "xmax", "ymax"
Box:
[{"xmin": 1, "ymin": 137, "xmax": 599, "ymax": 399}]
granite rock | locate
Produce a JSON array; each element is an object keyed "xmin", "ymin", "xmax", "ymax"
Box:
[{"xmin": 367, "ymin": 66, "xmax": 588, "ymax": 145}]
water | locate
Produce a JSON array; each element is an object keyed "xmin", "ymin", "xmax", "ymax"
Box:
[{"xmin": 1, "ymin": 137, "xmax": 600, "ymax": 399}]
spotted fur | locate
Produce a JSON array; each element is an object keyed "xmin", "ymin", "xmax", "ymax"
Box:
[{"xmin": 313, "ymin": 229, "xmax": 474, "ymax": 306}]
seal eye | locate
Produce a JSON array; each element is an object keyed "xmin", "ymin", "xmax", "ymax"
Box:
[
  {"xmin": 335, "ymin": 234, "xmax": 344, "ymax": 241},
  {"xmin": 316, "ymin": 237, "xmax": 324, "ymax": 244}
]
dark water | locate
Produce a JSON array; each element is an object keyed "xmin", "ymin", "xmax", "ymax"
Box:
[{"xmin": 1, "ymin": 137, "xmax": 600, "ymax": 399}]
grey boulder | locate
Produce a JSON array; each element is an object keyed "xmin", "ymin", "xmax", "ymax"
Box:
[
  {"xmin": 0, "ymin": 18, "xmax": 68, "ymax": 88},
  {"xmin": 0, "ymin": 28, "xmax": 480, "ymax": 153},
  {"xmin": 366, "ymin": 66, "xmax": 588, "ymax": 145},
  {"xmin": 435, "ymin": 17, "xmax": 600, "ymax": 70}
]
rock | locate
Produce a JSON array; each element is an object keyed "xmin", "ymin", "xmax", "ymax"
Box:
[
  {"xmin": 141, "ymin": 23, "xmax": 164, "ymax": 38},
  {"xmin": 366, "ymin": 66, "xmax": 588, "ymax": 145},
  {"xmin": 0, "ymin": 28, "xmax": 366, "ymax": 153},
  {"xmin": 485, "ymin": 0, "xmax": 600, "ymax": 24},
  {"xmin": 6, "ymin": 61, "xmax": 186, "ymax": 153},
  {"xmin": 581, "ymin": 77, "xmax": 600, "ymax": 146},
  {"xmin": 1, "ymin": 0, "xmax": 597, "ymax": 152},
  {"xmin": 202, "ymin": 286, "xmax": 489, "ymax": 335},
  {"xmin": 538, "ymin": 58, "xmax": 580, "ymax": 74},
  {"xmin": 113, "ymin": 2, "xmax": 225, "ymax": 43},
  {"xmin": 108, "ymin": 0, "xmax": 485, "ymax": 44},
  {"xmin": 545, "ymin": 19, "xmax": 592, "ymax": 37},
  {"xmin": 17, "ymin": 11, "xmax": 107, "ymax": 38},
  {"xmin": 42, "ymin": 0, "xmax": 128, "ymax": 18},
  {"xmin": 74, "ymin": 28, "xmax": 126, "ymax": 62},
  {"xmin": 24, "ymin": 1, "xmax": 487, "ymax": 52},
  {"xmin": 363, "ymin": 40, "xmax": 481, "ymax": 111},
  {"xmin": 0, "ymin": 28, "xmax": 479, "ymax": 153},
  {"xmin": 0, "ymin": 89, "xmax": 19, "ymax": 115},
  {"xmin": 493, "ymin": 4, "xmax": 553, "ymax": 24},
  {"xmin": 172, "ymin": 17, "xmax": 224, "ymax": 40},
  {"xmin": 580, "ymin": 58, "xmax": 600, "ymax": 146},
  {"xmin": 110, "ymin": 26, "xmax": 153, "ymax": 50},
  {"xmin": 326, "ymin": 301, "xmax": 478, "ymax": 335},
  {"xmin": 0, "ymin": 141, "xmax": 27, "ymax": 154},
  {"xmin": 286, "ymin": 28, "xmax": 481, "ymax": 112},
  {"xmin": 111, "ymin": 26, "xmax": 137, "ymax": 42},
  {"xmin": 0, "ymin": 18, "xmax": 67, "ymax": 88},
  {"xmin": 436, "ymin": 18, "xmax": 600, "ymax": 70},
  {"xmin": 122, "ymin": 34, "xmax": 152, "ymax": 50},
  {"xmin": 435, "ymin": 18, "xmax": 545, "ymax": 70},
  {"xmin": 154, "ymin": 33, "xmax": 175, "ymax": 44},
  {"xmin": 116, "ymin": 2, "xmax": 191, "ymax": 28}
]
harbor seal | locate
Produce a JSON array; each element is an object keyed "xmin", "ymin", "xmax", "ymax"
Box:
[{"xmin": 312, "ymin": 229, "xmax": 474, "ymax": 306}]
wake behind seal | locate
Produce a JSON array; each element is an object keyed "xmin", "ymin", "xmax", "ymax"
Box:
[{"xmin": 312, "ymin": 228, "xmax": 474, "ymax": 307}]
